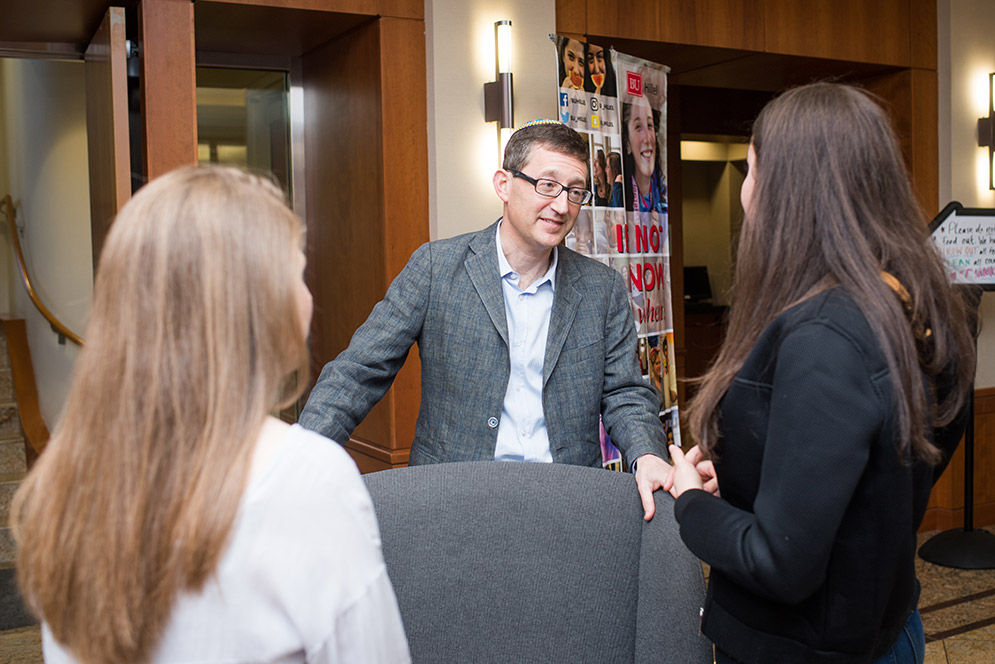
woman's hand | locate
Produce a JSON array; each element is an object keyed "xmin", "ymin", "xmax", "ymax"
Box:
[
  {"xmin": 685, "ymin": 445, "xmax": 720, "ymax": 497},
  {"xmin": 666, "ymin": 444, "xmax": 703, "ymax": 498}
]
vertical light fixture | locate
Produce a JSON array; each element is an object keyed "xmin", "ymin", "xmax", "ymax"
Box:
[
  {"xmin": 484, "ymin": 20, "xmax": 514, "ymax": 129},
  {"xmin": 978, "ymin": 72, "xmax": 995, "ymax": 190}
]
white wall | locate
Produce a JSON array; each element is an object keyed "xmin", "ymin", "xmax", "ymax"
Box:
[
  {"xmin": 426, "ymin": 0, "xmax": 557, "ymax": 240},
  {"xmin": 1, "ymin": 58, "xmax": 92, "ymax": 425},
  {"xmin": 938, "ymin": 0, "xmax": 995, "ymax": 387}
]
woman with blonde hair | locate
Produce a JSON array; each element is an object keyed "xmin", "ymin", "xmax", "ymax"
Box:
[
  {"xmin": 666, "ymin": 83, "xmax": 976, "ymax": 663},
  {"xmin": 12, "ymin": 166, "xmax": 410, "ymax": 663}
]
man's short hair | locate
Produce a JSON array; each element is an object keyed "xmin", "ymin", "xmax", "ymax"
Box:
[{"xmin": 502, "ymin": 121, "xmax": 589, "ymax": 172}]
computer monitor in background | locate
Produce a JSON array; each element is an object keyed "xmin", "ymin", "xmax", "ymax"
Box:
[{"xmin": 683, "ymin": 265, "xmax": 712, "ymax": 303}]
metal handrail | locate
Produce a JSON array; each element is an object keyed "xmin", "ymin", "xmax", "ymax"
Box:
[{"xmin": 2, "ymin": 194, "xmax": 84, "ymax": 346}]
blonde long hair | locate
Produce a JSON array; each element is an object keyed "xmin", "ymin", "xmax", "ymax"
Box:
[{"xmin": 11, "ymin": 166, "xmax": 309, "ymax": 663}]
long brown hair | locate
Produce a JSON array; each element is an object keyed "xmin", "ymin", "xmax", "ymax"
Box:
[
  {"xmin": 688, "ymin": 82, "xmax": 976, "ymax": 464},
  {"xmin": 11, "ymin": 166, "xmax": 309, "ymax": 663}
]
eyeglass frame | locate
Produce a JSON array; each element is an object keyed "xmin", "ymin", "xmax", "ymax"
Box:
[{"xmin": 507, "ymin": 168, "xmax": 593, "ymax": 206}]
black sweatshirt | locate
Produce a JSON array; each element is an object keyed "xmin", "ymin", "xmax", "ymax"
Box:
[{"xmin": 675, "ymin": 288, "xmax": 965, "ymax": 664}]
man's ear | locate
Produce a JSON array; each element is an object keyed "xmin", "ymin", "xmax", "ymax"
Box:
[{"xmin": 493, "ymin": 169, "xmax": 511, "ymax": 203}]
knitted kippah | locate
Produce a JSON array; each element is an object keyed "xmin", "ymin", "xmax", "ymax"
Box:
[{"xmin": 517, "ymin": 119, "xmax": 563, "ymax": 129}]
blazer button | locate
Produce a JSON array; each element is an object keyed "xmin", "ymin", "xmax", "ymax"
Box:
[{"xmin": 487, "ymin": 417, "xmax": 499, "ymax": 428}]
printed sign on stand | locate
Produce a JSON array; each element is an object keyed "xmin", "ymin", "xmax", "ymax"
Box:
[
  {"xmin": 552, "ymin": 35, "xmax": 679, "ymax": 469},
  {"xmin": 930, "ymin": 202, "xmax": 995, "ymax": 290}
]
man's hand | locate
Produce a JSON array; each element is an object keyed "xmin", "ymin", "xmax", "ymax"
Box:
[{"xmin": 634, "ymin": 453, "xmax": 673, "ymax": 521}]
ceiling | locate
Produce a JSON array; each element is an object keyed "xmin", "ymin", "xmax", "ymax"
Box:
[
  {"xmin": 0, "ymin": 1, "xmax": 135, "ymax": 54},
  {"xmin": 592, "ymin": 35, "xmax": 903, "ymax": 93},
  {"xmin": 0, "ymin": 1, "xmax": 371, "ymax": 59}
]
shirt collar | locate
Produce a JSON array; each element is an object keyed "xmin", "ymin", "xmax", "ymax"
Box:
[{"xmin": 495, "ymin": 219, "xmax": 557, "ymax": 291}]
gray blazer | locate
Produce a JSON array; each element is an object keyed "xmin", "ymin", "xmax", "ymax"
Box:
[{"xmin": 299, "ymin": 220, "xmax": 667, "ymax": 467}]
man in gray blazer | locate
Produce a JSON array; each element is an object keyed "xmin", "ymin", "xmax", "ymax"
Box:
[{"xmin": 300, "ymin": 120, "xmax": 672, "ymax": 519}]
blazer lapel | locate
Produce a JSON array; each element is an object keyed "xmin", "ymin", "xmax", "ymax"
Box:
[
  {"xmin": 465, "ymin": 221, "xmax": 509, "ymax": 347},
  {"xmin": 543, "ymin": 249, "xmax": 581, "ymax": 386}
]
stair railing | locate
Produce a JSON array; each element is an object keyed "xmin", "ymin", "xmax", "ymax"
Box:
[
  {"xmin": 2, "ymin": 318, "xmax": 50, "ymax": 459},
  {"xmin": 1, "ymin": 194, "xmax": 84, "ymax": 346}
]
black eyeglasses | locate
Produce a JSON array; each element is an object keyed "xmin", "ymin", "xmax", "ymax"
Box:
[{"xmin": 508, "ymin": 169, "xmax": 593, "ymax": 205}]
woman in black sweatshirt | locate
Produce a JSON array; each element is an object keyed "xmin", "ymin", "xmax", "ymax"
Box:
[{"xmin": 667, "ymin": 82, "xmax": 977, "ymax": 664}]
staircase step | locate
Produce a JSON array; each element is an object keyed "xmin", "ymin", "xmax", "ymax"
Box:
[
  {"xmin": 0, "ymin": 369, "xmax": 12, "ymax": 403},
  {"xmin": 0, "ymin": 405, "xmax": 20, "ymax": 438},
  {"xmin": 0, "ymin": 473, "xmax": 25, "ymax": 524},
  {"xmin": 0, "ymin": 330, "xmax": 8, "ymax": 371},
  {"xmin": 0, "ymin": 439, "xmax": 26, "ymax": 474},
  {"xmin": 0, "ymin": 527, "xmax": 14, "ymax": 566}
]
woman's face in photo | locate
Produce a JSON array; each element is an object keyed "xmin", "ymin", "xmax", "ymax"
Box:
[
  {"xmin": 626, "ymin": 97, "xmax": 656, "ymax": 180},
  {"xmin": 587, "ymin": 44, "xmax": 606, "ymax": 89},
  {"xmin": 562, "ymin": 39, "xmax": 584, "ymax": 89},
  {"xmin": 649, "ymin": 347, "xmax": 662, "ymax": 383},
  {"xmin": 576, "ymin": 216, "xmax": 593, "ymax": 249}
]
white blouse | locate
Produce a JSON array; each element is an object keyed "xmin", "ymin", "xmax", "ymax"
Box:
[{"xmin": 43, "ymin": 425, "xmax": 410, "ymax": 663}]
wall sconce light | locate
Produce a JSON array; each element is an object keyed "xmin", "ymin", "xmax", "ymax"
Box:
[
  {"xmin": 484, "ymin": 20, "xmax": 513, "ymax": 129},
  {"xmin": 978, "ymin": 72, "xmax": 995, "ymax": 190}
]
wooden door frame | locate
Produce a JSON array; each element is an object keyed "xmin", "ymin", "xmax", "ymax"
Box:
[{"xmin": 135, "ymin": 0, "xmax": 428, "ymax": 471}]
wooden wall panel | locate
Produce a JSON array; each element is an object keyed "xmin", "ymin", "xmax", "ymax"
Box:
[
  {"xmin": 138, "ymin": 0, "xmax": 198, "ymax": 179},
  {"xmin": 667, "ymin": 86, "xmax": 687, "ymax": 410},
  {"xmin": 909, "ymin": 68, "xmax": 939, "ymax": 215},
  {"xmin": 922, "ymin": 387, "xmax": 995, "ymax": 532},
  {"xmin": 763, "ymin": 0, "xmax": 910, "ymax": 66},
  {"xmin": 302, "ymin": 21, "xmax": 388, "ymax": 451},
  {"xmin": 909, "ymin": 0, "xmax": 937, "ymax": 70},
  {"xmin": 556, "ymin": 0, "xmax": 586, "ymax": 36},
  {"xmin": 209, "ymin": 0, "xmax": 378, "ymax": 14},
  {"xmin": 212, "ymin": 0, "xmax": 422, "ymax": 18},
  {"xmin": 657, "ymin": 0, "xmax": 764, "ymax": 51},
  {"xmin": 586, "ymin": 0, "xmax": 659, "ymax": 42},
  {"xmin": 84, "ymin": 7, "xmax": 130, "ymax": 268},
  {"xmin": 379, "ymin": 16, "xmax": 428, "ymax": 456},
  {"xmin": 378, "ymin": 0, "xmax": 422, "ymax": 19},
  {"xmin": 302, "ymin": 16, "xmax": 427, "ymax": 471},
  {"xmin": 860, "ymin": 69, "xmax": 939, "ymax": 216}
]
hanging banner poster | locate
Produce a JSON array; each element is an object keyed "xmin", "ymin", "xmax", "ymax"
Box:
[{"xmin": 552, "ymin": 36, "xmax": 680, "ymax": 470}]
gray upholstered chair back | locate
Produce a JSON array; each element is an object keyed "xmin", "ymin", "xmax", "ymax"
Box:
[{"xmin": 364, "ymin": 461, "xmax": 711, "ymax": 664}]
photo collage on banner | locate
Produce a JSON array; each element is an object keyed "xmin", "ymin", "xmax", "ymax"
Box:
[{"xmin": 553, "ymin": 36, "xmax": 680, "ymax": 470}]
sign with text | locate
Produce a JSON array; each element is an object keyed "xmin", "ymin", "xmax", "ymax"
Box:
[
  {"xmin": 552, "ymin": 36, "xmax": 678, "ymax": 469},
  {"xmin": 930, "ymin": 202, "xmax": 995, "ymax": 290}
]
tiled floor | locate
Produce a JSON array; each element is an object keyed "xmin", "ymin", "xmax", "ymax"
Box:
[
  {"xmin": 3, "ymin": 530, "xmax": 995, "ymax": 662},
  {"xmin": 919, "ymin": 528, "xmax": 995, "ymax": 663},
  {"xmin": 0, "ymin": 626, "xmax": 41, "ymax": 663}
]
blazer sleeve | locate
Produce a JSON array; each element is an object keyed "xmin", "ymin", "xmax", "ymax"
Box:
[
  {"xmin": 673, "ymin": 320, "xmax": 886, "ymax": 603},
  {"xmin": 599, "ymin": 269, "xmax": 668, "ymax": 463},
  {"xmin": 299, "ymin": 243, "xmax": 432, "ymax": 445}
]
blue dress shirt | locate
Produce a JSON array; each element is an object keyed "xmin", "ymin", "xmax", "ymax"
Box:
[{"xmin": 494, "ymin": 223, "xmax": 556, "ymax": 462}]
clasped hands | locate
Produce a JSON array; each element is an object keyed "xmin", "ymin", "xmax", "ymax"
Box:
[
  {"xmin": 664, "ymin": 444, "xmax": 719, "ymax": 500},
  {"xmin": 635, "ymin": 445, "xmax": 719, "ymax": 521}
]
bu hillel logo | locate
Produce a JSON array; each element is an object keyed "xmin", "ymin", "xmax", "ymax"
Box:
[
  {"xmin": 626, "ymin": 71, "xmax": 642, "ymax": 96},
  {"xmin": 559, "ymin": 92, "xmax": 570, "ymax": 123}
]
